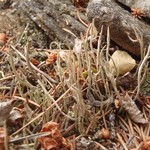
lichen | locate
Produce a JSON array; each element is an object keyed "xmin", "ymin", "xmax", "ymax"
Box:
[{"xmin": 141, "ymin": 74, "xmax": 150, "ymax": 96}]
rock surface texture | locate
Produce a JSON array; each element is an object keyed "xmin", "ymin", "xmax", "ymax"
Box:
[
  {"xmin": 116, "ymin": 0, "xmax": 150, "ymax": 19},
  {"xmin": 18, "ymin": 0, "xmax": 87, "ymax": 46},
  {"xmin": 87, "ymin": 0, "xmax": 150, "ymax": 56}
]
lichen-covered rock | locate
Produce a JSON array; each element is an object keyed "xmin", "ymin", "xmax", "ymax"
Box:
[
  {"xmin": 87, "ymin": 0, "xmax": 150, "ymax": 56},
  {"xmin": 116, "ymin": 0, "xmax": 150, "ymax": 19}
]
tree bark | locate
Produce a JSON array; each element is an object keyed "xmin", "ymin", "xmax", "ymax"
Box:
[
  {"xmin": 116, "ymin": 0, "xmax": 150, "ymax": 19},
  {"xmin": 19, "ymin": 0, "xmax": 88, "ymax": 46},
  {"xmin": 18, "ymin": 0, "xmax": 150, "ymax": 56},
  {"xmin": 87, "ymin": 0, "xmax": 150, "ymax": 56}
]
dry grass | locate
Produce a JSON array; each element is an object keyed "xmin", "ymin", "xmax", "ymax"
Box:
[{"xmin": 0, "ymin": 20, "xmax": 150, "ymax": 150}]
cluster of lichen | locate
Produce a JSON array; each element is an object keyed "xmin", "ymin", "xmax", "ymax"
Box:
[{"xmin": 141, "ymin": 74, "xmax": 150, "ymax": 96}]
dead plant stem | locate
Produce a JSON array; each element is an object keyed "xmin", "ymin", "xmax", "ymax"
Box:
[
  {"xmin": 38, "ymin": 80, "xmax": 75, "ymax": 121},
  {"xmin": 8, "ymin": 50, "xmax": 33, "ymax": 87},
  {"xmin": 10, "ymin": 45, "xmax": 57, "ymax": 84},
  {"xmin": 11, "ymin": 87, "xmax": 72, "ymax": 136},
  {"xmin": 25, "ymin": 43, "xmax": 38, "ymax": 79},
  {"xmin": 134, "ymin": 45, "xmax": 150, "ymax": 100},
  {"xmin": 117, "ymin": 133, "xmax": 128, "ymax": 150},
  {"xmin": 4, "ymin": 121, "xmax": 9, "ymax": 150}
]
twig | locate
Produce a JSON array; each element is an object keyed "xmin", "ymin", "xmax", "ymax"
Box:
[
  {"xmin": 8, "ymin": 50, "xmax": 33, "ymax": 88},
  {"xmin": 100, "ymin": 48, "xmax": 120, "ymax": 99},
  {"xmin": 126, "ymin": 135, "xmax": 135, "ymax": 147},
  {"xmin": 9, "ymin": 132, "xmax": 51, "ymax": 143},
  {"xmin": 134, "ymin": 142, "xmax": 143, "ymax": 150},
  {"xmin": 10, "ymin": 45, "xmax": 57, "ymax": 84},
  {"xmin": 94, "ymin": 141, "xmax": 108, "ymax": 150},
  {"xmin": 0, "ymin": 71, "xmax": 5, "ymax": 78},
  {"xmin": 62, "ymin": 28, "xmax": 77, "ymax": 38},
  {"xmin": 11, "ymin": 87, "xmax": 72, "ymax": 136},
  {"xmin": 117, "ymin": 133, "xmax": 128, "ymax": 150},
  {"xmin": 0, "ymin": 87, "xmax": 11, "ymax": 90},
  {"xmin": 76, "ymin": 9, "xmax": 88, "ymax": 28},
  {"xmin": 25, "ymin": 42, "xmax": 38, "ymax": 79},
  {"xmin": 15, "ymin": 23, "xmax": 29, "ymax": 46},
  {"xmin": 13, "ymin": 96, "xmax": 40, "ymax": 108},
  {"xmin": 106, "ymin": 27, "xmax": 110, "ymax": 62},
  {"xmin": 127, "ymin": 117, "xmax": 139, "ymax": 146},
  {"xmin": 4, "ymin": 121, "xmax": 9, "ymax": 150},
  {"xmin": 0, "ymin": 75, "xmax": 15, "ymax": 81},
  {"xmin": 38, "ymin": 80, "xmax": 75, "ymax": 121},
  {"xmin": 134, "ymin": 45, "xmax": 150, "ymax": 100},
  {"xmin": 102, "ymin": 110, "xmax": 107, "ymax": 129}
]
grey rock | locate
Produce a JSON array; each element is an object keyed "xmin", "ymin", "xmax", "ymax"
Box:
[{"xmin": 116, "ymin": 0, "xmax": 150, "ymax": 18}]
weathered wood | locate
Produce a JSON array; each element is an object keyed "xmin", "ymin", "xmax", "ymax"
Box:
[
  {"xmin": 116, "ymin": 0, "xmax": 150, "ymax": 19},
  {"xmin": 18, "ymin": 0, "xmax": 150, "ymax": 56},
  {"xmin": 87, "ymin": 0, "xmax": 150, "ymax": 56},
  {"xmin": 19, "ymin": 0, "xmax": 87, "ymax": 46}
]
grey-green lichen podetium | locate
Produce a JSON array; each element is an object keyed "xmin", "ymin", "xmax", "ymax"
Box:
[
  {"xmin": 141, "ymin": 74, "xmax": 150, "ymax": 96},
  {"xmin": 116, "ymin": 0, "xmax": 150, "ymax": 19}
]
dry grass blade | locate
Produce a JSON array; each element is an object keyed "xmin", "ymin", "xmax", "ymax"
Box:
[
  {"xmin": 10, "ymin": 45, "xmax": 57, "ymax": 84},
  {"xmin": 134, "ymin": 45, "xmax": 150, "ymax": 100},
  {"xmin": 117, "ymin": 133, "xmax": 128, "ymax": 150},
  {"xmin": 38, "ymin": 80, "xmax": 75, "ymax": 121},
  {"xmin": 11, "ymin": 87, "xmax": 71, "ymax": 136},
  {"xmin": 9, "ymin": 132, "xmax": 51, "ymax": 143},
  {"xmin": 0, "ymin": 5, "xmax": 149, "ymax": 149}
]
